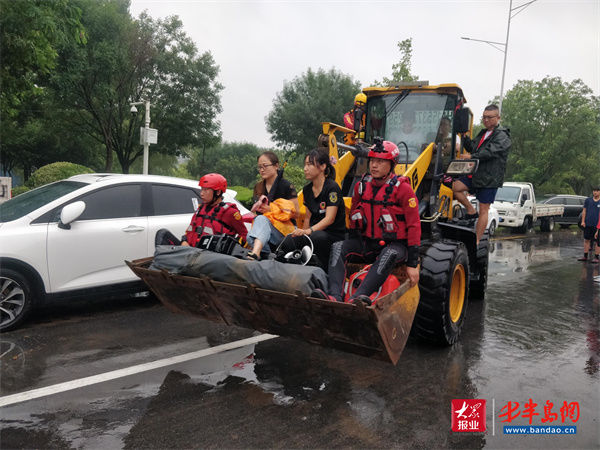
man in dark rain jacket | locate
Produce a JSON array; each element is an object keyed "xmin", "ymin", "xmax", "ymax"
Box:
[{"xmin": 453, "ymin": 104, "xmax": 511, "ymax": 244}]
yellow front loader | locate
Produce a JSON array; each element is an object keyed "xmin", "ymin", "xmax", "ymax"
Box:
[{"xmin": 129, "ymin": 82, "xmax": 489, "ymax": 364}]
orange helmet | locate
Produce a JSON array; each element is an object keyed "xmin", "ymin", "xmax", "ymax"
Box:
[
  {"xmin": 199, "ymin": 173, "xmax": 227, "ymax": 195},
  {"xmin": 368, "ymin": 140, "xmax": 400, "ymax": 165}
]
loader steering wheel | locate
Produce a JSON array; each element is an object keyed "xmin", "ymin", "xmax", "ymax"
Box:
[{"xmin": 396, "ymin": 141, "xmax": 411, "ymax": 164}]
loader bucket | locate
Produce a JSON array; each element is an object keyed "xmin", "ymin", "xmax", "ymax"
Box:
[{"xmin": 127, "ymin": 258, "xmax": 420, "ymax": 365}]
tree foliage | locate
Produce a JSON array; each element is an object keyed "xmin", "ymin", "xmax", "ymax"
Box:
[
  {"xmin": 50, "ymin": 0, "xmax": 222, "ymax": 173},
  {"xmin": 187, "ymin": 141, "xmax": 265, "ymax": 188},
  {"xmin": 374, "ymin": 38, "xmax": 419, "ymax": 86},
  {"xmin": 501, "ymin": 77, "xmax": 600, "ymax": 195},
  {"xmin": 26, "ymin": 162, "xmax": 94, "ymax": 188},
  {"xmin": 0, "ymin": 0, "xmax": 87, "ymax": 178},
  {"xmin": 266, "ymin": 68, "xmax": 361, "ymax": 154},
  {"xmin": 0, "ymin": 0, "xmax": 86, "ymax": 119}
]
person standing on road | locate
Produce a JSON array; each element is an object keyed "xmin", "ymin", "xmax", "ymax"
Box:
[
  {"xmin": 579, "ymin": 187, "xmax": 600, "ymax": 263},
  {"xmin": 155, "ymin": 173, "xmax": 247, "ymax": 247},
  {"xmin": 311, "ymin": 140, "xmax": 421, "ymax": 305},
  {"xmin": 452, "ymin": 104, "xmax": 511, "ymax": 244}
]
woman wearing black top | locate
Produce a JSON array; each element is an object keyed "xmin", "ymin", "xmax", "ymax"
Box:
[
  {"xmin": 252, "ymin": 151, "xmax": 299, "ymax": 209},
  {"xmin": 247, "ymin": 151, "xmax": 299, "ymax": 259},
  {"xmin": 291, "ymin": 149, "xmax": 346, "ymax": 269}
]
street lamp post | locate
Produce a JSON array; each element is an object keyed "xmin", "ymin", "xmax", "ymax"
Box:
[
  {"xmin": 461, "ymin": 0, "xmax": 537, "ymax": 114},
  {"xmin": 130, "ymin": 99, "xmax": 152, "ymax": 175}
]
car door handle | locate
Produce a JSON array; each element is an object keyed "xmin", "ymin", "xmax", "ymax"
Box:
[{"xmin": 122, "ymin": 225, "xmax": 145, "ymax": 233}]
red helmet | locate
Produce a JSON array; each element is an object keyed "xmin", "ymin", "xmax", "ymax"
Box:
[
  {"xmin": 199, "ymin": 173, "xmax": 227, "ymax": 194},
  {"xmin": 368, "ymin": 140, "xmax": 400, "ymax": 164}
]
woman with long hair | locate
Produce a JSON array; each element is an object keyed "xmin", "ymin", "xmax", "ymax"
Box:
[
  {"xmin": 246, "ymin": 151, "xmax": 299, "ymax": 260},
  {"xmin": 290, "ymin": 149, "xmax": 346, "ymax": 269}
]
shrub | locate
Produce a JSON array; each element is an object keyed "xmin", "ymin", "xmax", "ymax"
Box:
[
  {"xmin": 229, "ymin": 185, "xmax": 253, "ymax": 208},
  {"xmin": 11, "ymin": 185, "xmax": 31, "ymax": 197},
  {"xmin": 27, "ymin": 162, "xmax": 94, "ymax": 189}
]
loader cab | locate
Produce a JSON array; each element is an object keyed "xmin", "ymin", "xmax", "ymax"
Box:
[
  {"xmin": 364, "ymin": 88, "xmax": 463, "ymax": 163},
  {"xmin": 340, "ymin": 84, "xmax": 471, "ymax": 197}
]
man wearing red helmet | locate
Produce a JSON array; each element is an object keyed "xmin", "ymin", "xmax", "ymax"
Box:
[
  {"xmin": 155, "ymin": 173, "xmax": 247, "ymax": 247},
  {"xmin": 312, "ymin": 140, "xmax": 421, "ymax": 305}
]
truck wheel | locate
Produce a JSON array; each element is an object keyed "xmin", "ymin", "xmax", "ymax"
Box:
[
  {"xmin": 517, "ymin": 216, "xmax": 532, "ymax": 234},
  {"xmin": 412, "ymin": 241, "xmax": 470, "ymax": 345},
  {"xmin": 540, "ymin": 217, "xmax": 554, "ymax": 232},
  {"xmin": 469, "ymin": 233, "xmax": 489, "ymax": 301},
  {"xmin": 0, "ymin": 270, "xmax": 36, "ymax": 332}
]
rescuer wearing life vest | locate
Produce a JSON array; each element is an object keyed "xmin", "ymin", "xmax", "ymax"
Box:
[
  {"xmin": 311, "ymin": 139, "xmax": 421, "ymax": 305},
  {"xmin": 343, "ymin": 93, "xmax": 367, "ymax": 142},
  {"xmin": 155, "ymin": 173, "xmax": 247, "ymax": 247}
]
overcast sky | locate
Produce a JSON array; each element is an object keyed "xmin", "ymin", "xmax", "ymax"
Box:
[{"xmin": 129, "ymin": 0, "xmax": 599, "ymax": 148}]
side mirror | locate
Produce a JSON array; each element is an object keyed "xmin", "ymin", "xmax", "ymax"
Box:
[
  {"xmin": 454, "ymin": 108, "xmax": 471, "ymax": 134},
  {"xmin": 58, "ymin": 201, "xmax": 86, "ymax": 229}
]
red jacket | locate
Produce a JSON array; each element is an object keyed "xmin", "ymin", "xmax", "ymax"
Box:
[
  {"xmin": 183, "ymin": 201, "xmax": 247, "ymax": 247},
  {"xmin": 349, "ymin": 174, "xmax": 421, "ymax": 247}
]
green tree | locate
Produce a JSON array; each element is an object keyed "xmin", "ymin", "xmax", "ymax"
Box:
[
  {"xmin": 1, "ymin": 90, "xmax": 103, "ymax": 180},
  {"xmin": 374, "ymin": 38, "xmax": 419, "ymax": 86},
  {"xmin": 187, "ymin": 142, "xmax": 266, "ymax": 188},
  {"xmin": 51, "ymin": 0, "xmax": 222, "ymax": 173},
  {"xmin": 266, "ymin": 68, "xmax": 361, "ymax": 154},
  {"xmin": 500, "ymin": 77, "xmax": 600, "ymax": 195},
  {"xmin": 0, "ymin": 0, "xmax": 86, "ymax": 177},
  {"xmin": 0, "ymin": 0, "xmax": 85, "ymax": 119}
]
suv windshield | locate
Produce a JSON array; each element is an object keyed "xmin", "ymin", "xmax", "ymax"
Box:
[
  {"xmin": 495, "ymin": 186, "xmax": 521, "ymax": 203},
  {"xmin": 0, "ymin": 181, "xmax": 87, "ymax": 223},
  {"xmin": 365, "ymin": 92, "xmax": 457, "ymax": 163}
]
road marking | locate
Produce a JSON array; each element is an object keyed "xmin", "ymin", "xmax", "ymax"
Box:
[{"xmin": 0, "ymin": 333, "xmax": 277, "ymax": 408}]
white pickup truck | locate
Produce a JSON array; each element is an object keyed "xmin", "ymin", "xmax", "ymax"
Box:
[{"xmin": 493, "ymin": 182, "xmax": 564, "ymax": 233}]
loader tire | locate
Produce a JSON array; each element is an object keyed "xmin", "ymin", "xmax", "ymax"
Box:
[
  {"xmin": 412, "ymin": 241, "xmax": 470, "ymax": 345},
  {"xmin": 469, "ymin": 232, "xmax": 489, "ymax": 301}
]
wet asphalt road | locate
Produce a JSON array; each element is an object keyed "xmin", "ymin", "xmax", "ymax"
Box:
[{"xmin": 1, "ymin": 228, "xmax": 598, "ymax": 449}]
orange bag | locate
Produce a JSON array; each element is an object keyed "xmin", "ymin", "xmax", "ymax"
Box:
[{"xmin": 264, "ymin": 198, "xmax": 296, "ymax": 236}]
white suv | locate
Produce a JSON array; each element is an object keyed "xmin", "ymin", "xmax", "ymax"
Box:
[{"xmin": 0, "ymin": 174, "xmax": 249, "ymax": 331}]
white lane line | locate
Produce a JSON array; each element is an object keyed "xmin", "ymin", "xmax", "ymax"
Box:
[{"xmin": 0, "ymin": 333, "xmax": 277, "ymax": 408}]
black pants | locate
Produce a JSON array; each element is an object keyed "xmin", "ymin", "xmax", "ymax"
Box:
[
  {"xmin": 327, "ymin": 237, "xmax": 407, "ymax": 301},
  {"xmin": 289, "ymin": 230, "xmax": 345, "ymax": 271},
  {"xmin": 155, "ymin": 229, "xmax": 182, "ymax": 246}
]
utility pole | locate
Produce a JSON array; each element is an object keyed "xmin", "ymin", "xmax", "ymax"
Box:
[{"xmin": 462, "ymin": 0, "xmax": 538, "ymax": 114}]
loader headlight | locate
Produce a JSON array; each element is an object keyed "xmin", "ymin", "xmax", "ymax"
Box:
[{"xmin": 446, "ymin": 159, "xmax": 479, "ymax": 176}]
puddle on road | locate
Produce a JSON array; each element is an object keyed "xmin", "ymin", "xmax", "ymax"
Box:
[{"xmin": 1, "ymin": 231, "xmax": 598, "ymax": 448}]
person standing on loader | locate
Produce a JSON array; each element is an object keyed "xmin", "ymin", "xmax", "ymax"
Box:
[
  {"xmin": 579, "ymin": 186, "xmax": 600, "ymax": 263},
  {"xmin": 155, "ymin": 173, "xmax": 247, "ymax": 247},
  {"xmin": 452, "ymin": 104, "xmax": 511, "ymax": 244},
  {"xmin": 312, "ymin": 140, "xmax": 421, "ymax": 305},
  {"xmin": 343, "ymin": 93, "xmax": 367, "ymax": 142}
]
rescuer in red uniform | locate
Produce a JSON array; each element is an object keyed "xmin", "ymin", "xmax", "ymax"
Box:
[
  {"xmin": 343, "ymin": 93, "xmax": 367, "ymax": 142},
  {"xmin": 312, "ymin": 140, "xmax": 421, "ymax": 305},
  {"xmin": 155, "ymin": 173, "xmax": 247, "ymax": 247}
]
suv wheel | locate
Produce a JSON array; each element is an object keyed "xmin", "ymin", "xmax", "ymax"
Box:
[{"xmin": 0, "ymin": 270, "xmax": 36, "ymax": 332}]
